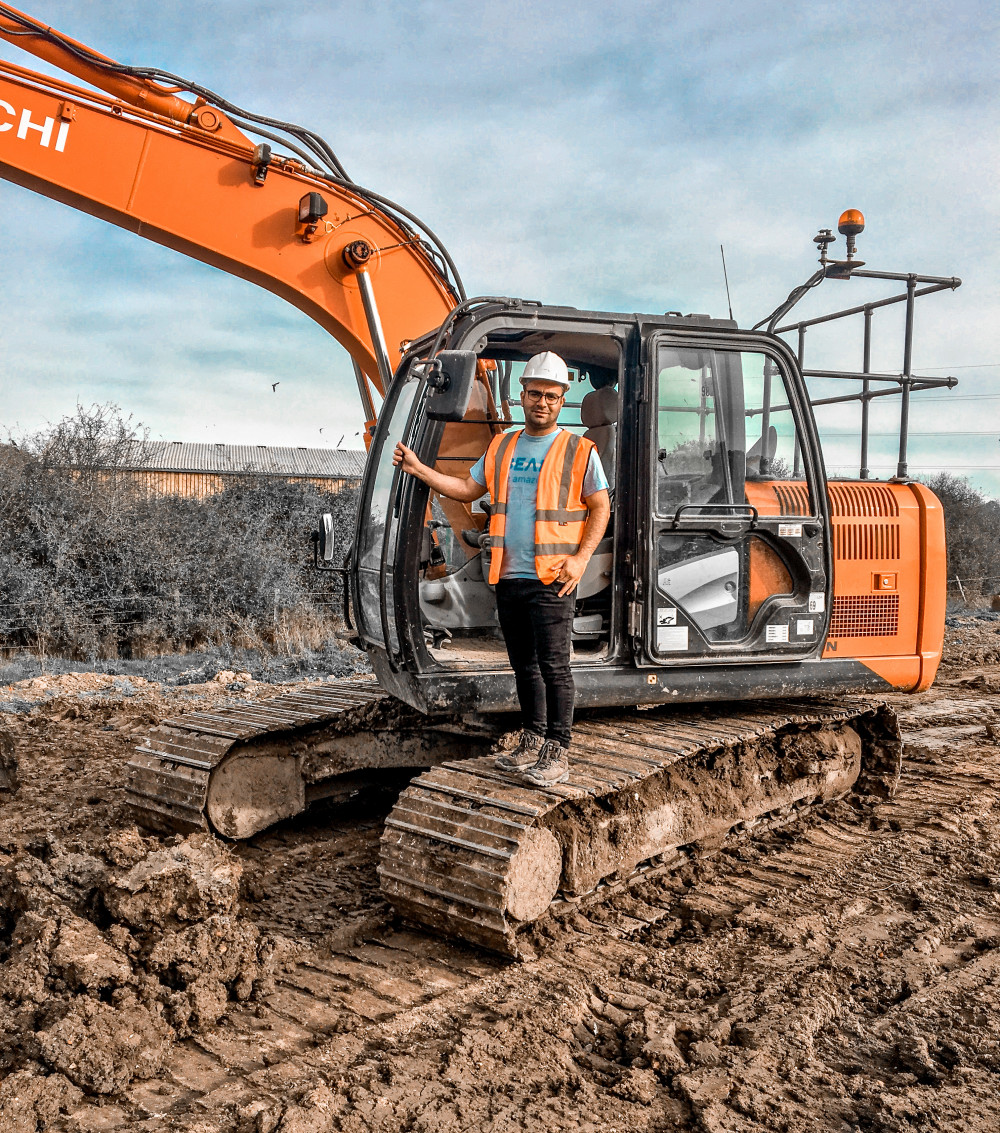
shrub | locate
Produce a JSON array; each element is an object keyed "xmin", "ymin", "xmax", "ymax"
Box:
[
  {"xmin": 0, "ymin": 405, "xmax": 358, "ymax": 659},
  {"xmin": 924, "ymin": 473, "xmax": 1000, "ymax": 604}
]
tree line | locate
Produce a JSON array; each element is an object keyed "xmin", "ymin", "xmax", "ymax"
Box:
[{"xmin": 923, "ymin": 473, "xmax": 1000, "ymax": 603}]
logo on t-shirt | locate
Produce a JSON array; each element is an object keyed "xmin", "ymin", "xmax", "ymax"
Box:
[{"xmin": 509, "ymin": 455, "xmax": 543, "ymax": 484}]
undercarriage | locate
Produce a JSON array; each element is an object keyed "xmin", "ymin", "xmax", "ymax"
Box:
[{"xmin": 127, "ymin": 687, "xmax": 900, "ymax": 956}]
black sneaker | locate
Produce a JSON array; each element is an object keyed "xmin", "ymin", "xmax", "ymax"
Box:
[
  {"xmin": 521, "ymin": 740, "xmax": 570, "ymax": 786},
  {"xmin": 494, "ymin": 730, "xmax": 545, "ymax": 772}
]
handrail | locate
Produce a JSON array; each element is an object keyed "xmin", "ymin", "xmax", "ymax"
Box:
[{"xmin": 669, "ymin": 503, "xmax": 759, "ymax": 530}]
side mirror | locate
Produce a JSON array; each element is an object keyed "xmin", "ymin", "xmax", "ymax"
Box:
[
  {"xmin": 424, "ymin": 350, "xmax": 478, "ymax": 421},
  {"xmin": 318, "ymin": 512, "xmax": 336, "ymax": 562}
]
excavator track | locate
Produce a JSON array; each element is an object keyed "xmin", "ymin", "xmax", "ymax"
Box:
[
  {"xmin": 126, "ymin": 679, "xmax": 495, "ymax": 839},
  {"xmin": 378, "ymin": 697, "xmax": 901, "ymax": 957},
  {"xmin": 127, "ymin": 683, "xmax": 900, "ymax": 960},
  {"xmin": 127, "ymin": 680, "xmax": 387, "ymax": 836}
]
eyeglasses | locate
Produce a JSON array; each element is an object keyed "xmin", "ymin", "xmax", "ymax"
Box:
[{"xmin": 523, "ymin": 390, "xmax": 564, "ymax": 405}]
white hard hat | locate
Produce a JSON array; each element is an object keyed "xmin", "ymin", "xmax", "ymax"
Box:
[{"xmin": 519, "ymin": 351, "xmax": 571, "ymax": 391}]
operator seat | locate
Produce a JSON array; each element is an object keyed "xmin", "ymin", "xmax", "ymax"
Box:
[{"xmin": 580, "ymin": 385, "xmax": 618, "ymax": 489}]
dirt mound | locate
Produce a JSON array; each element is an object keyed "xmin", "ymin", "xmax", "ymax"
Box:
[
  {"xmin": 5, "ymin": 671, "xmax": 160, "ymax": 700},
  {"xmin": 0, "ymin": 830, "xmax": 285, "ymax": 1098},
  {"xmin": 942, "ymin": 615, "xmax": 1000, "ymax": 670},
  {"xmin": 0, "ymin": 1068, "xmax": 82, "ymax": 1131}
]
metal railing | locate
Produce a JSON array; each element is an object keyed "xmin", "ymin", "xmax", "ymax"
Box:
[{"xmin": 775, "ymin": 269, "xmax": 961, "ymax": 480}]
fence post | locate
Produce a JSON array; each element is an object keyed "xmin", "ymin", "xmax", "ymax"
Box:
[
  {"xmin": 273, "ymin": 586, "xmax": 280, "ymax": 633},
  {"xmin": 954, "ymin": 577, "xmax": 966, "ymax": 603}
]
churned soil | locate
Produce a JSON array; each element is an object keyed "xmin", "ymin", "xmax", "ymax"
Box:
[{"xmin": 0, "ymin": 616, "xmax": 999, "ymax": 1132}]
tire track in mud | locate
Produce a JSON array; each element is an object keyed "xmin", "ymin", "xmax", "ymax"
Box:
[
  {"xmin": 104, "ymin": 690, "xmax": 1000, "ymax": 1131},
  {"xmin": 564, "ymin": 694, "xmax": 1000, "ymax": 1131},
  {"xmin": 108, "ymin": 797, "xmax": 508, "ymax": 1127}
]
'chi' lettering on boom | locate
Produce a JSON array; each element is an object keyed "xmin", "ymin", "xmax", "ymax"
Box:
[{"xmin": 0, "ymin": 100, "xmax": 70, "ymax": 151}]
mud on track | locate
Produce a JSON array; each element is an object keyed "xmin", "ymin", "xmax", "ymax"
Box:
[{"xmin": 0, "ymin": 621, "xmax": 999, "ymax": 1132}]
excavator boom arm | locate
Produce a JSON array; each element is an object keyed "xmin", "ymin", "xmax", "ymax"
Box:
[{"xmin": 0, "ymin": 4, "xmax": 459, "ymax": 418}]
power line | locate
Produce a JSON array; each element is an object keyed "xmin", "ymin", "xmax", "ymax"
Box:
[
  {"xmin": 862, "ymin": 464, "xmax": 1000, "ymax": 471},
  {"xmin": 822, "ymin": 431, "xmax": 999, "ymax": 437},
  {"xmin": 915, "ymin": 363, "xmax": 999, "ymax": 370}
]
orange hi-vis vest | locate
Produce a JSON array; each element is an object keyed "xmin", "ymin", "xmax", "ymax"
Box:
[{"xmin": 482, "ymin": 427, "xmax": 596, "ymax": 586}]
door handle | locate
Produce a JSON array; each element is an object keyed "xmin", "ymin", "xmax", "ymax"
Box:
[{"xmin": 669, "ymin": 504, "xmax": 759, "ymax": 531}]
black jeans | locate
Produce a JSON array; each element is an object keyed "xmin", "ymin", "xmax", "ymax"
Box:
[{"xmin": 495, "ymin": 578, "xmax": 575, "ymax": 749}]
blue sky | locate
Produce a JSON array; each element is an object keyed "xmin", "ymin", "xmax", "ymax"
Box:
[{"xmin": 1, "ymin": 1, "xmax": 998, "ymax": 492}]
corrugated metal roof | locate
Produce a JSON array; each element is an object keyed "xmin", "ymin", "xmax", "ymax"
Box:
[{"xmin": 119, "ymin": 442, "xmax": 366, "ymax": 478}]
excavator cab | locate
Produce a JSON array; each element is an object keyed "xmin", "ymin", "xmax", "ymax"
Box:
[{"xmin": 351, "ymin": 303, "xmax": 842, "ymax": 717}]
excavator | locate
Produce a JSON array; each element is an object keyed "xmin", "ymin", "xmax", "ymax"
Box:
[{"xmin": 0, "ymin": 4, "xmax": 961, "ymax": 956}]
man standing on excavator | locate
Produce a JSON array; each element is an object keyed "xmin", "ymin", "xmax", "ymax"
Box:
[{"xmin": 393, "ymin": 351, "xmax": 611, "ymax": 786}]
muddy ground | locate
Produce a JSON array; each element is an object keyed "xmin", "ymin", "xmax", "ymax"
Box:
[{"xmin": 0, "ymin": 619, "xmax": 999, "ymax": 1132}]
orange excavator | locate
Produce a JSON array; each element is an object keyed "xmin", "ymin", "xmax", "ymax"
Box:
[{"xmin": 0, "ymin": 5, "xmax": 961, "ymax": 955}]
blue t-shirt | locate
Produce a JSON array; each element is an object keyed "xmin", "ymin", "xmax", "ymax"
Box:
[{"xmin": 469, "ymin": 429, "xmax": 609, "ymax": 580}]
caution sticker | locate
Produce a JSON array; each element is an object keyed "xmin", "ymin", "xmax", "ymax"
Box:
[
  {"xmin": 657, "ymin": 626, "xmax": 689, "ymax": 651},
  {"xmin": 796, "ymin": 619, "xmax": 815, "ymax": 636},
  {"xmin": 657, "ymin": 606, "xmax": 678, "ymax": 627},
  {"xmin": 808, "ymin": 592, "xmax": 825, "ymax": 614},
  {"xmin": 778, "ymin": 523, "xmax": 803, "ymax": 538},
  {"xmin": 766, "ymin": 624, "xmax": 789, "ymax": 643}
]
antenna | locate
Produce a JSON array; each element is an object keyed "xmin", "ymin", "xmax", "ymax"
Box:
[{"xmin": 720, "ymin": 244, "xmax": 734, "ymax": 322}]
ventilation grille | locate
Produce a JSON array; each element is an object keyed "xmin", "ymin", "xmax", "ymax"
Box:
[
  {"xmin": 769, "ymin": 481, "xmax": 900, "ymax": 518},
  {"xmin": 828, "ymin": 594, "xmax": 899, "ymax": 638},
  {"xmin": 773, "ymin": 483, "xmax": 811, "ymax": 516},
  {"xmin": 827, "ymin": 483, "xmax": 899, "ymax": 517},
  {"xmin": 833, "ymin": 522, "xmax": 900, "ymax": 561}
]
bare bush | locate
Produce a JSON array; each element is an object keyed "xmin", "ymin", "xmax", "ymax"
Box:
[
  {"xmin": 28, "ymin": 401, "xmax": 150, "ymax": 480},
  {"xmin": 0, "ymin": 405, "xmax": 357, "ymax": 659},
  {"xmin": 924, "ymin": 473, "xmax": 1000, "ymax": 604}
]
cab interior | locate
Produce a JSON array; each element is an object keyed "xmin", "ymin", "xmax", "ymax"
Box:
[{"xmin": 415, "ymin": 329, "xmax": 623, "ymax": 668}]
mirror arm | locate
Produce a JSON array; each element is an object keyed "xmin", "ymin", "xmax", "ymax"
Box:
[
  {"xmin": 311, "ymin": 529, "xmax": 341, "ymax": 573},
  {"xmin": 309, "ymin": 532, "xmax": 354, "ymax": 632}
]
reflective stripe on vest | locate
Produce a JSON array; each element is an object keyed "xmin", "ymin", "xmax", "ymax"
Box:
[
  {"xmin": 482, "ymin": 427, "xmax": 596, "ymax": 585},
  {"xmin": 482, "ymin": 429, "xmax": 521, "ymax": 573}
]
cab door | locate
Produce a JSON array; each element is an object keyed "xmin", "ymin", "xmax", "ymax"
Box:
[{"xmin": 637, "ymin": 332, "xmax": 831, "ymax": 666}]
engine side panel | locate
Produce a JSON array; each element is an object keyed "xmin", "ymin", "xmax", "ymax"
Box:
[{"xmin": 746, "ymin": 480, "xmax": 946, "ymax": 691}]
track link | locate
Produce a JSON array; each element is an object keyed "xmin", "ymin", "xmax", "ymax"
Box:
[{"xmin": 379, "ymin": 697, "xmax": 901, "ymax": 956}]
